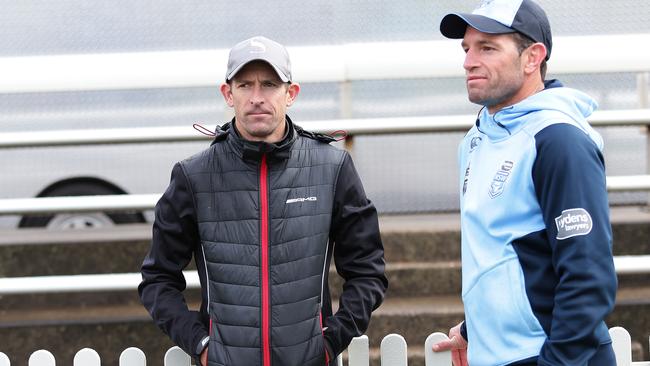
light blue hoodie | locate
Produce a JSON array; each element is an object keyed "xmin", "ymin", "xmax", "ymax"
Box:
[{"xmin": 458, "ymin": 81, "xmax": 617, "ymax": 366}]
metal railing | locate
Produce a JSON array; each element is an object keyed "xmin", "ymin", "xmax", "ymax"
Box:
[
  {"xmin": 1, "ymin": 175, "xmax": 650, "ymax": 216},
  {"xmin": 0, "ymin": 254, "xmax": 648, "ymax": 296},
  {"xmin": 2, "ymin": 109, "xmax": 650, "ymax": 216},
  {"xmin": 2, "ymin": 109, "xmax": 650, "ymax": 148}
]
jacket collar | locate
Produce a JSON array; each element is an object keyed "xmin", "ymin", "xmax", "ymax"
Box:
[{"xmin": 211, "ymin": 115, "xmax": 296, "ymax": 162}]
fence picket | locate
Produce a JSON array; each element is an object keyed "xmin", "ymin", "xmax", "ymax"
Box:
[
  {"xmin": 336, "ymin": 354, "xmax": 343, "ymax": 366},
  {"xmin": 164, "ymin": 347, "xmax": 190, "ymax": 366},
  {"xmin": 0, "ymin": 352, "xmax": 10, "ymax": 366},
  {"xmin": 28, "ymin": 350, "xmax": 55, "ymax": 366},
  {"xmin": 119, "ymin": 347, "xmax": 146, "ymax": 366},
  {"xmin": 425, "ymin": 332, "xmax": 452, "ymax": 366},
  {"xmin": 73, "ymin": 348, "xmax": 100, "ymax": 366},
  {"xmin": 610, "ymin": 326, "xmax": 632, "ymax": 366},
  {"xmin": 5, "ymin": 327, "xmax": 650, "ymax": 365},
  {"xmin": 348, "ymin": 335, "xmax": 369, "ymax": 366},
  {"xmin": 380, "ymin": 334, "xmax": 407, "ymax": 366}
]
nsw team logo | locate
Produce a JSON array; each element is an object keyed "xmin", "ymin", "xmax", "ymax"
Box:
[{"xmin": 488, "ymin": 160, "xmax": 514, "ymax": 199}]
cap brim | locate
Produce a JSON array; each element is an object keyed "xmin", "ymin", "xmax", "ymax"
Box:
[
  {"xmin": 226, "ymin": 60, "xmax": 290, "ymax": 83},
  {"xmin": 440, "ymin": 13, "xmax": 516, "ymax": 39}
]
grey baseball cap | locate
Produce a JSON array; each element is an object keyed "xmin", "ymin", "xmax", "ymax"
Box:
[
  {"xmin": 440, "ymin": 0, "xmax": 552, "ymax": 60},
  {"xmin": 225, "ymin": 36, "xmax": 292, "ymax": 82}
]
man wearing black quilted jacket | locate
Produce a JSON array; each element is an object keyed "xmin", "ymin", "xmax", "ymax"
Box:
[{"xmin": 139, "ymin": 35, "xmax": 388, "ymax": 366}]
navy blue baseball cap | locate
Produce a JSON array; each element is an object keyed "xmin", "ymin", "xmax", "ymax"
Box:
[{"xmin": 440, "ymin": 0, "xmax": 552, "ymax": 60}]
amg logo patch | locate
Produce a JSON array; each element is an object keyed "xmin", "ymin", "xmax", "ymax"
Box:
[
  {"xmin": 488, "ymin": 160, "xmax": 514, "ymax": 199},
  {"xmin": 286, "ymin": 196, "xmax": 317, "ymax": 204},
  {"xmin": 555, "ymin": 208, "xmax": 593, "ymax": 240}
]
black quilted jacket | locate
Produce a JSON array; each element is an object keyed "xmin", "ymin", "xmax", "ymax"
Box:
[{"xmin": 139, "ymin": 116, "xmax": 388, "ymax": 366}]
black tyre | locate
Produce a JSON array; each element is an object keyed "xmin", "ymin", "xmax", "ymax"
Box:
[{"xmin": 19, "ymin": 181, "xmax": 145, "ymax": 229}]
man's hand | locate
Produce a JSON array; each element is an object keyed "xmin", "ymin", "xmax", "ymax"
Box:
[
  {"xmin": 431, "ymin": 322, "xmax": 468, "ymax": 366},
  {"xmin": 200, "ymin": 347, "xmax": 208, "ymax": 366}
]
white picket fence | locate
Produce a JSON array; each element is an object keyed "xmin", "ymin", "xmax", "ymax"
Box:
[{"xmin": 1, "ymin": 327, "xmax": 648, "ymax": 366}]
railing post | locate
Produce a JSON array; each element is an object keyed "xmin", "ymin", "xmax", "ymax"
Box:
[
  {"xmin": 339, "ymin": 80, "xmax": 355, "ymax": 156},
  {"xmin": 73, "ymin": 348, "xmax": 100, "ymax": 366},
  {"xmin": 610, "ymin": 326, "xmax": 632, "ymax": 366},
  {"xmin": 28, "ymin": 350, "xmax": 55, "ymax": 366},
  {"xmin": 340, "ymin": 81, "xmax": 353, "ymax": 120},
  {"xmin": 163, "ymin": 347, "xmax": 191, "ymax": 366},
  {"xmin": 347, "ymin": 335, "xmax": 369, "ymax": 366},
  {"xmin": 119, "ymin": 347, "xmax": 146, "ymax": 366},
  {"xmin": 380, "ymin": 334, "xmax": 408, "ymax": 366},
  {"xmin": 425, "ymin": 332, "xmax": 452, "ymax": 366},
  {"xmin": 639, "ymin": 72, "xmax": 650, "ymax": 208},
  {"xmin": 639, "ymin": 72, "xmax": 649, "ymax": 109}
]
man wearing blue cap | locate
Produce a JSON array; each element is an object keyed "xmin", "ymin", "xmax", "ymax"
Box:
[{"xmin": 432, "ymin": 1, "xmax": 617, "ymax": 365}]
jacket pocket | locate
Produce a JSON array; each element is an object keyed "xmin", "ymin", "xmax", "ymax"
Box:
[
  {"xmin": 462, "ymin": 257, "xmax": 546, "ymax": 366},
  {"xmin": 207, "ymin": 317, "xmax": 229, "ymax": 366}
]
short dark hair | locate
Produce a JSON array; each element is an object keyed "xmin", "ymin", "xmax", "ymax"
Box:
[{"xmin": 511, "ymin": 32, "xmax": 547, "ymax": 81}]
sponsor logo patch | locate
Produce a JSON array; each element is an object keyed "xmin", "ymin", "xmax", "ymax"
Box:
[
  {"xmin": 488, "ymin": 160, "xmax": 514, "ymax": 199},
  {"xmin": 286, "ymin": 196, "xmax": 317, "ymax": 204},
  {"xmin": 555, "ymin": 208, "xmax": 593, "ymax": 240}
]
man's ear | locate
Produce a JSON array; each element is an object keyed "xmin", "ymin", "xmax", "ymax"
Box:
[
  {"xmin": 524, "ymin": 43, "xmax": 547, "ymax": 75},
  {"xmin": 286, "ymin": 83, "xmax": 300, "ymax": 107},
  {"xmin": 220, "ymin": 83, "xmax": 234, "ymax": 107}
]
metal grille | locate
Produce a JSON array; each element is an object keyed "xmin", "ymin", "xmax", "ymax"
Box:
[{"xmin": 1, "ymin": 1, "xmax": 649, "ymax": 213}]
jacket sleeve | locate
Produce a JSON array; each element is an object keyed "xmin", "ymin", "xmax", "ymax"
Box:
[
  {"xmin": 138, "ymin": 162, "xmax": 209, "ymax": 359},
  {"xmin": 532, "ymin": 124, "xmax": 617, "ymax": 365},
  {"xmin": 323, "ymin": 152, "xmax": 389, "ymax": 356}
]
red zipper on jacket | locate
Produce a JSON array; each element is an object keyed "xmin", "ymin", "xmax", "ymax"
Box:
[{"xmin": 260, "ymin": 154, "xmax": 271, "ymax": 366}]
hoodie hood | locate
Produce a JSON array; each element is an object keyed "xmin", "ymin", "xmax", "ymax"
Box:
[{"xmin": 477, "ymin": 82, "xmax": 602, "ymax": 149}]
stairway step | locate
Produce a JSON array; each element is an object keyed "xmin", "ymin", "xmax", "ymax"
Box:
[
  {"xmin": 1, "ymin": 259, "xmax": 645, "ymax": 311},
  {"xmin": 2, "ymin": 206, "xmax": 649, "ymax": 278},
  {"xmin": 329, "ymin": 261, "xmax": 461, "ymax": 298},
  {"xmin": 379, "ymin": 213, "xmax": 460, "ymax": 263},
  {"xmin": 0, "ymin": 224, "xmax": 154, "ymax": 277}
]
